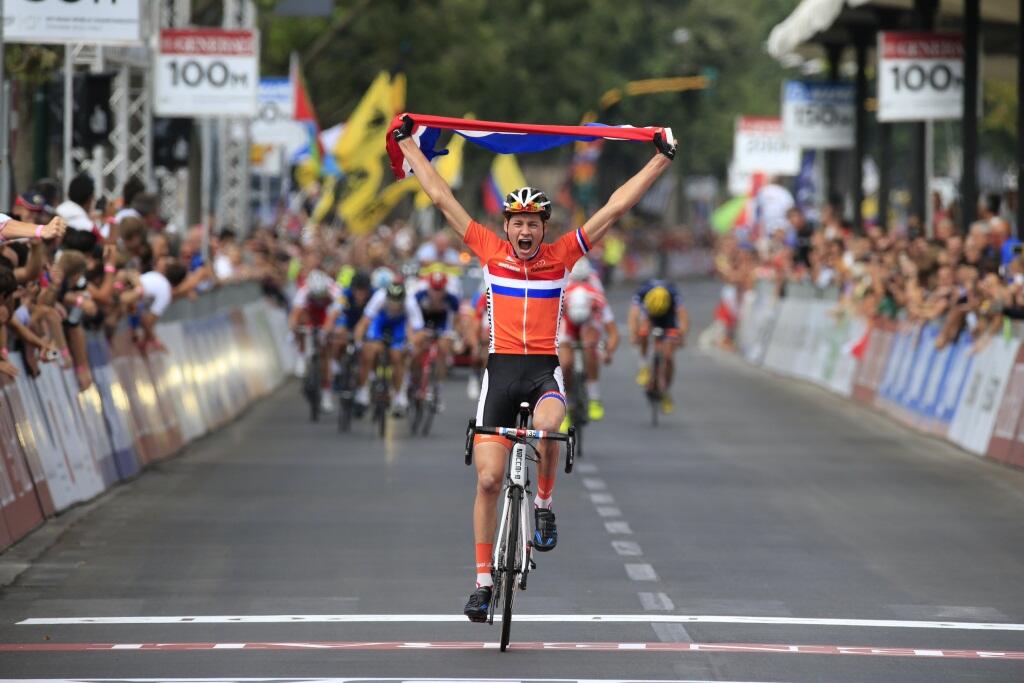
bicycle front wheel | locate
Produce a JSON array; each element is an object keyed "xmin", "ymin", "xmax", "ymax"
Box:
[{"xmin": 499, "ymin": 486, "xmax": 521, "ymax": 652}]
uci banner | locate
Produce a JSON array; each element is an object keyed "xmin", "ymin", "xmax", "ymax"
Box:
[
  {"xmin": 877, "ymin": 32, "xmax": 964, "ymax": 122},
  {"xmin": 782, "ymin": 81, "xmax": 855, "ymax": 149},
  {"xmin": 4, "ymin": 0, "xmax": 143, "ymax": 45}
]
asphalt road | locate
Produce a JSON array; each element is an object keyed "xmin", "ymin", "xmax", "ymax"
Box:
[{"xmin": 2, "ymin": 279, "xmax": 1024, "ymax": 683}]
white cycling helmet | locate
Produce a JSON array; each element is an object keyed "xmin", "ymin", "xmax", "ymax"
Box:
[
  {"xmin": 306, "ymin": 269, "xmax": 333, "ymax": 299},
  {"xmin": 565, "ymin": 287, "xmax": 594, "ymax": 325},
  {"xmin": 371, "ymin": 266, "xmax": 394, "ymax": 290},
  {"xmin": 570, "ymin": 258, "xmax": 594, "ymax": 282}
]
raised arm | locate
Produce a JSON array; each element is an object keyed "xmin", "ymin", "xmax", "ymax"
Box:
[
  {"xmin": 580, "ymin": 132, "xmax": 676, "ymax": 247},
  {"xmin": 394, "ymin": 117, "xmax": 473, "ymax": 238}
]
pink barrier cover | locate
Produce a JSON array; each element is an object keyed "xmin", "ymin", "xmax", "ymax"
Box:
[
  {"xmin": 0, "ymin": 376, "xmax": 46, "ymax": 546},
  {"xmin": 987, "ymin": 346, "xmax": 1024, "ymax": 468}
]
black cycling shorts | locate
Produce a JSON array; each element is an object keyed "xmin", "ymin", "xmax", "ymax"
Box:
[{"xmin": 475, "ymin": 354, "xmax": 565, "ymax": 429}]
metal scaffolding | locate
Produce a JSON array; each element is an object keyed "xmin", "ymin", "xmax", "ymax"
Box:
[
  {"xmin": 217, "ymin": 0, "xmax": 256, "ymax": 234},
  {"xmin": 155, "ymin": 0, "xmax": 192, "ymax": 231}
]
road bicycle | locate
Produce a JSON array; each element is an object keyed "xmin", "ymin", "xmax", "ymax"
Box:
[
  {"xmin": 335, "ymin": 341, "xmax": 359, "ymax": 433},
  {"xmin": 370, "ymin": 339, "xmax": 393, "ymax": 438},
  {"xmin": 409, "ymin": 330, "xmax": 442, "ymax": 436},
  {"xmin": 565, "ymin": 339, "xmax": 589, "ymax": 458},
  {"xmin": 297, "ymin": 326, "xmax": 324, "ymax": 422},
  {"xmin": 464, "ymin": 404, "xmax": 575, "ymax": 652},
  {"xmin": 645, "ymin": 327, "xmax": 666, "ymax": 426}
]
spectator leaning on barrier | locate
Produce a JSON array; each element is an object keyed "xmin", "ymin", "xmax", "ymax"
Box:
[{"xmin": 57, "ymin": 174, "xmax": 100, "ymax": 253}]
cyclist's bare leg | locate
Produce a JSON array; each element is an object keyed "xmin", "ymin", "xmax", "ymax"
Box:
[
  {"xmin": 533, "ymin": 395, "xmax": 565, "ymax": 503},
  {"xmin": 388, "ymin": 347, "xmax": 405, "ymax": 393},
  {"xmin": 472, "ymin": 441, "xmax": 508, "ymax": 545},
  {"xmin": 657, "ymin": 338, "xmax": 675, "ymax": 393},
  {"xmin": 437, "ymin": 335, "xmax": 454, "ymax": 380},
  {"xmin": 358, "ymin": 341, "xmax": 381, "ymax": 386}
]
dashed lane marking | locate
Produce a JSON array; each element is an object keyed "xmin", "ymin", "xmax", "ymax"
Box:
[
  {"xmin": 589, "ymin": 493, "xmax": 615, "ymax": 504},
  {"xmin": 582, "ymin": 478, "xmax": 608, "ymax": 490},
  {"xmin": 18, "ymin": 614, "xmax": 1024, "ymax": 630},
  {"xmin": 625, "ymin": 563, "xmax": 659, "ymax": 581},
  {"xmin": 638, "ymin": 592, "xmax": 676, "ymax": 611},
  {"xmin": 612, "ymin": 540, "xmax": 643, "ymax": 557},
  {"xmin": 0, "ymin": 641, "xmax": 1021, "ymax": 659},
  {"xmin": 596, "ymin": 506, "xmax": 622, "ymax": 517},
  {"xmin": 605, "ymin": 521, "xmax": 633, "ymax": 534}
]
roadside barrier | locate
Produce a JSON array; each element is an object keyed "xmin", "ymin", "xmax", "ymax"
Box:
[
  {"xmin": 0, "ymin": 284, "xmax": 293, "ymax": 553},
  {"xmin": 729, "ymin": 280, "xmax": 1024, "ymax": 469}
]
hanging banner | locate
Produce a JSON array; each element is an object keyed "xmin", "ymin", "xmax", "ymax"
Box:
[
  {"xmin": 782, "ymin": 81, "xmax": 855, "ymax": 149},
  {"xmin": 4, "ymin": 0, "xmax": 143, "ymax": 45},
  {"xmin": 154, "ymin": 29, "xmax": 260, "ymax": 118},
  {"xmin": 733, "ymin": 117, "xmax": 801, "ymax": 176},
  {"xmin": 877, "ymin": 32, "xmax": 964, "ymax": 122}
]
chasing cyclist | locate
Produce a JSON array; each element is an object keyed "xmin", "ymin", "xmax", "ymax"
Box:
[
  {"xmin": 629, "ymin": 279, "xmax": 689, "ymax": 414},
  {"xmin": 289, "ymin": 269, "xmax": 341, "ymax": 414},
  {"xmin": 393, "ymin": 114, "xmax": 676, "ymax": 622},
  {"xmin": 558, "ymin": 259, "xmax": 619, "ymax": 425},
  {"xmin": 415, "ymin": 271, "xmax": 461, "ymax": 383},
  {"xmin": 353, "ymin": 280, "xmax": 425, "ymax": 416}
]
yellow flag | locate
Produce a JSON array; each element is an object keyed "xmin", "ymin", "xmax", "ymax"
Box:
[
  {"xmin": 345, "ymin": 177, "xmax": 417, "ymax": 235},
  {"xmin": 310, "ymin": 176, "xmax": 337, "ymax": 224},
  {"xmin": 333, "ymin": 72, "xmax": 395, "ymax": 171},
  {"xmin": 491, "ymin": 153, "xmax": 527, "ymax": 196}
]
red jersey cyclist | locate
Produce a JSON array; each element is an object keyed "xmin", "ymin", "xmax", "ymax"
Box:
[{"xmin": 393, "ymin": 115, "xmax": 676, "ymax": 622}]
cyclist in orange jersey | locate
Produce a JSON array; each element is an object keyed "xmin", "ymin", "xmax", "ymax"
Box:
[{"xmin": 393, "ymin": 115, "xmax": 676, "ymax": 622}]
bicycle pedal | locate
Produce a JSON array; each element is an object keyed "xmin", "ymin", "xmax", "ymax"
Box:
[{"xmin": 529, "ymin": 558, "xmax": 537, "ymax": 571}]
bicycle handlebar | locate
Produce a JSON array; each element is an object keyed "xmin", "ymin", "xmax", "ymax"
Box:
[{"xmin": 464, "ymin": 419, "xmax": 575, "ymax": 473}]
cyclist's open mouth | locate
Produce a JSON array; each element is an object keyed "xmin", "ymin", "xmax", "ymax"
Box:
[{"xmin": 517, "ymin": 237, "xmax": 533, "ymax": 252}]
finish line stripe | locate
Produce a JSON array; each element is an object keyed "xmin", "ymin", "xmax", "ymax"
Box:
[
  {"xmin": 16, "ymin": 614, "xmax": 1024, "ymax": 631},
  {"xmin": 0, "ymin": 641, "xmax": 1021, "ymax": 659}
]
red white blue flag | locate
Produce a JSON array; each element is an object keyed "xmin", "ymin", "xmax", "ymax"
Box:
[{"xmin": 387, "ymin": 113, "xmax": 671, "ymax": 179}]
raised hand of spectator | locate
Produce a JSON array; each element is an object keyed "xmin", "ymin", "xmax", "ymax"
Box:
[{"xmin": 41, "ymin": 217, "xmax": 67, "ymax": 241}]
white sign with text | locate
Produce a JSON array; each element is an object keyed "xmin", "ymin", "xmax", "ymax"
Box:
[
  {"xmin": 154, "ymin": 29, "xmax": 259, "ymax": 118},
  {"xmin": 877, "ymin": 32, "xmax": 964, "ymax": 122},
  {"xmin": 733, "ymin": 117, "xmax": 801, "ymax": 176},
  {"xmin": 4, "ymin": 0, "xmax": 143, "ymax": 45},
  {"xmin": 782, "ymin": 81, "xmax": 855, "ymax": 149}
]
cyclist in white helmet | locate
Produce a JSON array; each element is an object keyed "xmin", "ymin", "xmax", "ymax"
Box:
[{"xmin": 559, "ymin": 258, "xmax": 618, "ymax": 423}]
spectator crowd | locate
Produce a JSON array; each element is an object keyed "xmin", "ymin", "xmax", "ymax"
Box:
[
  {"xmin": 716, "ymin": 183, "xmax": 1024, "ymax": 352},
  {"xmin": 0, "ymin": 173, "xmax": 302, "ymax": 393}
]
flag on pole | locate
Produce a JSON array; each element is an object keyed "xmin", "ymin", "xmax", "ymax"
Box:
[
  {"xmin": 387, "ymin": 113, "xmax": 671, "ymax": 180},
  {"xmin": 482, "ymin": 154, "xmax": 527, "ymax": 215}
]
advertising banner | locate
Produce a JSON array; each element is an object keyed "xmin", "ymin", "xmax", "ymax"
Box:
[
  {"xmin": 733, "ymin": 117, "xmax": 801, "ymax": 176},
  {"xmin": 782, "ymin": 81, "xmax": 855, "ymax": 149},
  {"xmin": 4, "ymin": 0, "xmax": 142, "ymax": 45},
  {"xmin": 988, "ymin": 348, "xmax": 1024, "ymax": 466},
  {"xmin": 877, "ymin": 32, "xmax": 964, "ymax": 122},
  {"xmin": 155, "ymin": 29, "xmax": 259, "ymax": 118}
]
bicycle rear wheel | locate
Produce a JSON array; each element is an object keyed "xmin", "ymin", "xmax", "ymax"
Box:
[
  {"xmin": 420, "ymin": 382, "xmax": 439, "ymax": 436},
  {"xmin": 499, "ymin": 486, "xmax": 521, "ymax": 652}
]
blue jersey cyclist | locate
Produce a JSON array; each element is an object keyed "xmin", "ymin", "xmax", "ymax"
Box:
[
  {"xmin": 353, "ymin": 280, "xmax": 425, "ymax": 414},
  {"xmin": 628, "ymin": 279, "xmax": 689, "ymax": 414}
]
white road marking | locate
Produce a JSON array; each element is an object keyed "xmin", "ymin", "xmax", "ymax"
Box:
[
  {"xmin": 582, "ymin": 478, "xmax": 607, "ymax": 490},
  {"xmin": 612, "ymin": 540, "xmax": 643, "ymax": 556},
  {"xmin": 638, "ymin": 592, "xmax": 675, "ymax": 611},
  {"xmin": 19, "ymin": 614, "xmax": 1024, "ymax": 631},
  {"xmin": 625, "ymin": 563, "xmax": 659, "ymax": 581},
  {"xmin": 653, "ymin": 622, "xmax": 694, "ymax": 643},
  {"xmin": 0, "ymin": 679, "xmax": 789, "ymax": 683},
  {"xmin": 596, "ymin": 506, "xmax": 622, "ymax": 517},
  {"xmin": 589, "ymin": 492, "xmax": 615, "ymax": 504},
  {"xmin": 575, "ymin": 462, "xmax": 599, "ymax": 473},
  {"xmin": 605, "ymin": 521, "xmax": 633, "ymax": 534}
]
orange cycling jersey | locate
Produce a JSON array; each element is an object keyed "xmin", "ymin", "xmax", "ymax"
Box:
[{"xmin": 463, "ymin": 220, "xmax": 589, "ymax": 355}]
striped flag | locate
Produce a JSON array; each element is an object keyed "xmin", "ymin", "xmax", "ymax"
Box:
[{"xmin": 387, "ymin": 113, "xmax": 670, "ymax": 180}]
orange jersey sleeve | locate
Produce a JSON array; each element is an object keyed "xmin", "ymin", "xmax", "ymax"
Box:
[
  {"xmin": 463, "ymin": 220, "xmax": 504, "ymax": 264},
  {"xmin": 549, "ymin": 227, "xmax": 591, "ymax": 270}
]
